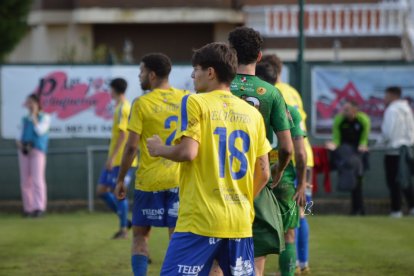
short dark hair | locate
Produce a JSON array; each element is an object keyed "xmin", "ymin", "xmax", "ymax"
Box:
[
  {"xmin": 228, "ymin": 27, "xmax": 263, "ymax": 65},
  {"xmin": 28, "ymin": 93, "xmax": 42, "ymax": 110},
  {"xmin": 256, "ymin": 62, "xmax": 277, "ymax": 84},
  {"xmin": 141, "ymin": 53, "xmax": 172, "ymax": 78},
  {"xmin": 109, "ymin": 78, "xmax": 127, "ymax": 94},
  {"xmin": 192, "ymin": 42, "xmax": 238, "ymax": 85},
  {"xmin": 261, "ymin": 54, "xmax": 283, "ymax": 77},
  {"xmin": 385, "ymin": 86, "xmax": 402, "ymax": 97}
]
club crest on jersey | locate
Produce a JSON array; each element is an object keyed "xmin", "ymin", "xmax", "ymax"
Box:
[
  {"xmin": 256, "ymin": 87, "xmax": 267, "ymax": 95},
  {"xmin": 241, "ymin": 76, "xmax": 247, "ymax": 83}
]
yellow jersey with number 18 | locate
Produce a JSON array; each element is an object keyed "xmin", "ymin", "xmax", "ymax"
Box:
[
  {"xmin": 128, "ymin": 88, "xmax": 189, "ymax": 191},
  {"xmin": 109, "ymin": 100, "xmax": 138, "ymax": 167},
  {"xmin": 174, "ymin": 90, "xmax": 272, "ymax": 238}
]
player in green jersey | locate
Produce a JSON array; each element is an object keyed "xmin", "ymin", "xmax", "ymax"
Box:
[
  {"xmin": 256, "ymin": 61, "xmax": 307, "ymax": 276},
  {"xmin": 228, "ymin": 27, "xmax": 295, "ymax": 276}
]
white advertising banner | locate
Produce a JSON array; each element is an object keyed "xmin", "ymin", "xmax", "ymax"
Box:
[
  {"xmin": 1, "ymin": 65, "xmax": 194, "ymax": 139},
  {"xmin": 312, "ymin": 66, "xmax": 414, "ymax": 137}
]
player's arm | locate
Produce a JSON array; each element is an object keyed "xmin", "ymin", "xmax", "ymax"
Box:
[
  {"xmin": 270, "ymin": 91, "xmax": 293, "ymax": 187},
  {"xmin": 115, "ymin": 131, "xmax": 139, "ymax": 200},
  {"xmin": 328, "ymin": 114, "xmax": 342, "ymax": 150},
  {"xmin": 292, "ymin": 136, "xmax": 307, "ymax": 207},
  {"xmin": 147, "ymin": 135, "xmax": 198, "ymax": 162},
  {"xmin": 358, "ymin": 113, "xmax": 371, "ymax": 152},
  {"xmin": 106, "ymin": 130, "xmax": 126, "ymax": 170},
  {"xmin": 115, "ymin": 99, "xmax": 142, "ymax": 200},
  {"xmin": 272, "ymin": 130, "xmax": 293, "ymax": 187},
  {"xmin": 253, "ymin": 154, "xmax": 270, "ymax": 197}
]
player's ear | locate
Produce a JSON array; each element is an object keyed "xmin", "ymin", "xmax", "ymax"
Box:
[
  {"xmin": 257, "ymin": 51, "xmax": 263, "ymax": 63},
  {"xmin": 149, "ymin": 71, "xmax": 156, "ymax": 82},
  {"xmin": 207, "ymin": 67, "xmax": 215, "ymax": 80}
]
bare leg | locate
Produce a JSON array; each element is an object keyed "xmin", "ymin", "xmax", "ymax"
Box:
[{"xmin": 254, "ymin": 256, "xmax": 266, "ymax": 276}]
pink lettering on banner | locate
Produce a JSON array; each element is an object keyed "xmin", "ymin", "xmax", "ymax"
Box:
[
  {"xmin": 316, "ymin": 82, "xmax": 384, "ymax": 120},
  {"xmin": 33, "ymin": 71, "xmax": 112, "ymax": 120}
]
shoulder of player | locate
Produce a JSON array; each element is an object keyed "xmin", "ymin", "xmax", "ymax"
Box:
[
  {"xmin": 356, "ymin": 111, "xmax": 370, "ymax": 123},
  {"xmin": 333, "ymin": 113, "xmax": 345, "ymax": 124}
]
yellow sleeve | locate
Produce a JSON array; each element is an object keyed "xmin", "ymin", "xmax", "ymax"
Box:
[
  {"xmin": 127, "ymin": 98, "xmax": 143, "ymax": 135},
  {"xmin": 174, "ymin": 95, "xmax": 201, "ymax": 144},
  {"xmin": 117, "ymin": 103, "xmax": 130, "ymax": 132},
  {"xmin": 257, "ymin": 115, "xmax": 272, "ymax": 157}
]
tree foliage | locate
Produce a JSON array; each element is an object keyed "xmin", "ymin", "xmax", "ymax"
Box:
[{"xmin": 0, "ymin": 0, "xmax": 32, "ymax": 62}]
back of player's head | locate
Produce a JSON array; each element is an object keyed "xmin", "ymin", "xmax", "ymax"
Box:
[
  {"xmin": 109, "ymin": 78, "xmax": 127, "ymax": 94},
  {"xmin": 228, "ymin": 27, "xmax": 263, "ymax": 65},
  {"xmin": 261, "ymin": 54, "xmax": 283, "ymax": 77},
  {"xmin": 192, "ymin": 42, "xmax": 238, "ymax": 85},
  {"xmin": 385, "ymin": 86, "xmax": 402, "ymax": 98},
  {"xmin": 256, "ymin": 62, "xmax": 277, "ymax": 84},
  {"xmin": 141, "ymin": 53, "xmax": 172, "ymax": 79}
]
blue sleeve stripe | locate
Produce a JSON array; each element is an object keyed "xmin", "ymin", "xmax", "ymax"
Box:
[{"xmin": 181, "ymin": 94, "xmax": 190, "ymax": 131}]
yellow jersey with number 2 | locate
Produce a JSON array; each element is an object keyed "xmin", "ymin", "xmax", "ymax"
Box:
[
  {"xmin": 174, "ymin": 90, "xmax": 272, "ymax": 238},
  {"xmin": 128, "ymin": 88, "xmax": 189, "ymax": 191}
]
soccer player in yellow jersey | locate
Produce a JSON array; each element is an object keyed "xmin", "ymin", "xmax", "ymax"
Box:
[
  {"xmin": 146, "ymin": 42, "xmax": 271, "ymax": 275},
  {"xmin": 261, "ymin": 54, "xmax": 314, "ymax": 274},
  {"xmin": 114, "ymin": 54, "xmax": 188, "ymax": 276},
  {"xmin": 96, "ymin": 78, "xmax": 137, "ymax": 239}
]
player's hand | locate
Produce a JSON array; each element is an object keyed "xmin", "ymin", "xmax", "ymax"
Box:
[
  {"xmin": 16, "ymin": 140, "xmax": 23, "ymax": 150},
  {"xmin": 270, "ymin": 169, "xmax": 283, "ymax": 189},
  {"xmin": 147, "ymin": 135, "xmax": 163, "ymax": 157},
  {"xmin": 325, "ymin": 141, "xmax": 337, "ymax": 151},
  {"xmin": 293, "ymin": 187, "xmax": 306, "ymax": 207},
  {"xmin": 105, "ymin": 158, "xmax": 114, "ymax": 170},
  {"xmin": 114, "ymin": 181, "xmax": 127, "ymax": 200},
  {"xmin": 358, "ymin": 145, "xmax": 369, "ymax": 153}
]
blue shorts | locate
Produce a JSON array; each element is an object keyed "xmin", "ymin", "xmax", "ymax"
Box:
[
  {"xmin": 98, "ymin": 166, "xmax": 134, "ymax": 190},
  {"xmin": 132, "ymin": 188, "xmax": 179, "ymax": 227},
  {"xmin": 161, "ymin": 232, "xmax": 255, "ymax": 276}
]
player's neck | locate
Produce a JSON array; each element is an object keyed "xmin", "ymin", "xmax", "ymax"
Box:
[
  {"xmin": 151, "ymin": 79, "xmax": 170, "ymax": 91},
  {"xmin": 276, "ymin": 76, "xmax": 282, "ymax": 83},
  {"xmin": 206, "ymin": 83, "xmax": 230, "ymax": 92},
  {"xmin": 115, "ymin": 95, "xmax": 125, "ymax": 105},
  {"xmin": 237, "ymin": 63, "xmax": 256, "ymax": 76}
]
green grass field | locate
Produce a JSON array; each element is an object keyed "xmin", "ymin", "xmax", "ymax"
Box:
[{"xmin": 0, "ymin": 213, "xmax": 413, "ymax": 276}]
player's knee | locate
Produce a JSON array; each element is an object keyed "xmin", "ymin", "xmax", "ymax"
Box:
[{"xmin": 285, "ymin": 228, "xmax": 295, "ymax": 243}]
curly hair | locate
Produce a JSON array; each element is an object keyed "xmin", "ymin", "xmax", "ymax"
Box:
[{"xmin": 228, "ymin": 27, "xmax": 263, "ymax": 65}]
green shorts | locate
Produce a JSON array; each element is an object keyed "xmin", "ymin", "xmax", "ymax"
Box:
[
  {"xmin": 273, "ymin": 182, "xmax": 300, "ymax": 232},
  {"xmin": 252, "ymin": 185, "xmax": 285, "ymax": 257}
]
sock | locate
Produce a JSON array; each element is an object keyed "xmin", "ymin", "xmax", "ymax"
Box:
[
  {"xmin": 117, "ymin": 198, "xmax": 128, "ymax": 228},
  {"xmin": 279, "ymin": 243, "xmax": 296, "ymax": 276},
  {"xmin": 99, "ymin": 192, "xmax": 118, "ymax": 213},
  {"xmin": 131, "ymin": 254, "xmax": 148, "ymax": 276},
  {"xmin": 297, "ymin": 217, "xmax": 309, "ymax": 266}
]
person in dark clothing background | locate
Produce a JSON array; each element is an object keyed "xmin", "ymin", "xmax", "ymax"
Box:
[{"xmin": 326, "ymin": 100, "xmax": 371, "ymax": 215}]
